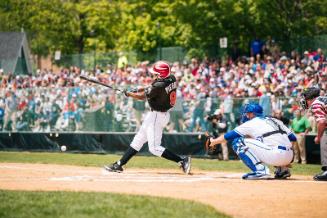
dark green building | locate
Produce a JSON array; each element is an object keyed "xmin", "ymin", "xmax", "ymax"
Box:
[{"xmin": 0, "ymin": 32, "xmax": 33, "ymax": 75}]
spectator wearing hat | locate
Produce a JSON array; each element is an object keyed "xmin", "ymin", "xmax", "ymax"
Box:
[{"xmin": 302, "ymin": 51, "xmax": 311, "ymax": 66}]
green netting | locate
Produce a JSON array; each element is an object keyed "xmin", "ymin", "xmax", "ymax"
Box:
[
  {"xmin": 279, "ymin": 34, "xmax": 327, "ymax": 54},
  {"xmin": 156, "ymin": 46, "xmax": 186, "ymax": 63},
  {"xmin": 54, "ymin": 51, "xmax": 138, "ymax": 69}
]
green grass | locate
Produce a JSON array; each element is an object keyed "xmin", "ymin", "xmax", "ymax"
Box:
[
  {"xmin": 0, "ymin": 190, "xmax": 229, "ymax": 218},
  {"xmin": 0, "ymin": 151, "xmax": 320, "ymax": 175}
]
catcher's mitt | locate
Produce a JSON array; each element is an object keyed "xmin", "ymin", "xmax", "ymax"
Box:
[{"xmin": 204, "ymin": 131, "xmax": 214, "ymax": 153}]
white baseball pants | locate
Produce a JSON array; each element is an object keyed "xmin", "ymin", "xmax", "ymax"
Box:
[{"xmin": 130, "ymin": 111, "xmax": 170, "ymax": 156}]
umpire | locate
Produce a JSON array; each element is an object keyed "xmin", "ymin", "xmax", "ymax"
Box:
[{"xmin": 300, "ymin": 87, "xmax": 327, "ymax": 181}]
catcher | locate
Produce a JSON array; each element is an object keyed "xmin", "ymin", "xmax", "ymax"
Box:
[{"xmin": 205, "ymin": 103, "xmax": 296, "ymax": 180}]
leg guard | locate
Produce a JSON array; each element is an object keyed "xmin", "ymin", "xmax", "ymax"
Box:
[{"xmin": 232, "ymin": 137, "xmax": 269, "ymax": 174}]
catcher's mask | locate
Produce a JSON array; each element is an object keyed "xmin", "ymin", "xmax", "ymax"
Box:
[
  {"xmin": 150, "ymin": 61, "xmax": 171, "ymax": 79},
  {"xmin": 300, "ymin": 87, "xmax": 320, "ymax": 110},
  {"xmin": 240, "ymin": 103, "xmax": 263, "ymax": 123}
]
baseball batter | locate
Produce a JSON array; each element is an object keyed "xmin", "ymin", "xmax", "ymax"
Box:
[
  {"xmin": 105, "ymin": 61, "xmax": 191, "ymax": 174},
  {"xmin": 207, "ymin": 103, "xmax": 296, "ymax": 180},
  {"xmin": 300, "ymin": 87, "xmax": 327, "ymax": 181}
]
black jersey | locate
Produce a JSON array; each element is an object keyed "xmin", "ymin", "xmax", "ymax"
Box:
[{"xmin": 145, "ymin": 75, "xmax": 177, "ymax": 112}]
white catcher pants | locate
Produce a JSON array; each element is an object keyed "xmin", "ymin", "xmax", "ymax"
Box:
[
  {"xmin": 245, "ymin": 138, "xmax": 294, "ymax": 166},
  {"xmin": 130, "ymin": 111, "xmax": 170, "ymax": 156}
]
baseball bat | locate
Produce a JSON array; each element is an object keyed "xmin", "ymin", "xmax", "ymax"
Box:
[{"xmin": 79, "ymin": 75, "xmax": 122, "ymax": 92}]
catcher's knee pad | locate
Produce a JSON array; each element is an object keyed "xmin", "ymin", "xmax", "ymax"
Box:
[{"xmin": 232, "ymin": 137, "xmax": 246, "ymax": 154}]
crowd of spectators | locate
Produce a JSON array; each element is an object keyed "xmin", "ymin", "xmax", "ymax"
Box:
[{"xmin": 0, "ymin": 45, "xmax": 325, "ymax": 133}]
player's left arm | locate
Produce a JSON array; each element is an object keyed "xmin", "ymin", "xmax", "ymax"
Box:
[{"xmin": 125, "ymin": 91, "xmax": 146, "ymax": 100}]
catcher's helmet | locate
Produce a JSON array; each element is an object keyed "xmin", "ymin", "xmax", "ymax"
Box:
[
  {"xmin": 300, "ymin": 87, "xmax": 320, "ymax": 109},
  {"xmin": 150, "ymin": 61, "xmax": 171, "ymax": 79},
  {"xmin": 240, "ymin": 103, "xmax": 263, "ymax": 123}
]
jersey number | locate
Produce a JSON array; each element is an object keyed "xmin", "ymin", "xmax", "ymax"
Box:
[{"xmin": 169, "ymin": 91, "xmax": 176, "ymax": 106}]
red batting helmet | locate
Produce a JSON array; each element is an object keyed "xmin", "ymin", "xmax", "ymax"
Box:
[{"xmin": 150, "ymin": 61, "xmax": 171, "ymax": 78}]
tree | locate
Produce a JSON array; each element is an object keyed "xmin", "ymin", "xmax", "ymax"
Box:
[
  {"xmin": 1, "ymin": 0, "xmax": 326, "ymax": 62},
  {"xmin": 256, "ymin": 0, "xmax": 327, "ymax": 51}
]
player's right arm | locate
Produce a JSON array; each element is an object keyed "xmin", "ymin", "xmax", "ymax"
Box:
[
  {"xmin": 208, "ymin": 127, "xmax": 247, "ymax": 148},
  {"xmin": 311, "ymin": 100, "xmax": 327, "ymax": 144},
  {"xmin": 209, "ymin": 120, "xmax": 255, "ymax": 146},
  {"xmin": 315, "ymin": 120, "xmax": 326, "ymax": 144}
]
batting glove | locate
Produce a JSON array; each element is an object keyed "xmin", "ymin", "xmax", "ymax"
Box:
[{"xmin": 123, "ymin": 89, "xmax": 130, "ymax": 97}]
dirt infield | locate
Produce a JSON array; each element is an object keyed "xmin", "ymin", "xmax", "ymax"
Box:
[{"xmin": 0, "ymin": 163, "xmax": 326, "ymax": 218}]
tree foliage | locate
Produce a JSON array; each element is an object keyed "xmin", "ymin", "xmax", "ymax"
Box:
[{"xmin": 0, "ymin": 0, "xmax": 326, "ymax": 58}]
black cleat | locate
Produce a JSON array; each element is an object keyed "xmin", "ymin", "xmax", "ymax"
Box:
[
  {"xmin": 313, "ymin": 171, "xmax": 327, "ymax": 181},
  {"xmin": 274, "ymin": 167, "xmax": 291, "ymax": 179},
  {"xmin": 180, "ymin": 156, "xmax": 191, "ymax": 175},
  {"xmin": 104, "ymin": 162, "xmax": 123, "ymax": 173}
]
